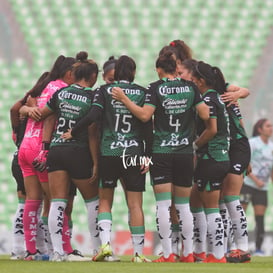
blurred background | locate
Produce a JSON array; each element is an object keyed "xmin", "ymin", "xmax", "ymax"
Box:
[{"xmin": 1, "ymin": 0, "xmax": 273, "ymax": 255}]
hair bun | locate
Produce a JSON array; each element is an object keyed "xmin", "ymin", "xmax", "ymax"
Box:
[{"xmin": 76, "ymin": 51, "xmax": 88, "ymax": 61}]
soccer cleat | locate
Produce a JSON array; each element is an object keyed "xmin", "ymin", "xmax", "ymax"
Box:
[
  {"xmin": 157, "ymin": 251, "xmax": 179, "ymax": 261},
  {"xmin": 24, "ymin": 250, "xmax": 38, "ymax": 261},
  {"xmin": 50, "ymin": 251, "xmax": 67, "ymax": 262},
  {"xmin": 104, "ymin": 255, "xmax": 121, "ymax": 262},
  {"xmin": 180, "ymin": 253, "xmax": 194, "ymax": 263},
  {"xmin": 173, "ymin": 254, "xmax": 180, "ymax": 261},
  {"xmin": 10, "ymin": 252, "xmax": 24, "ymax": 260},
  {"xmin": 67, "ymin": 249, "xmax": 90, "ymax": 262},
  {"xmin": 152, "ymin": 253, "xmax": 177, "ymax": 263},
  {"xmin": 226, "ymin": 249, "xmax": 251, "ymax": 263},
  {"xmin": 193, "ymin": 252, "xmax": 206, "ymax": 262},
  {"xmin": 204, "ymin": 254, "xmax": 226, "ymax": 263},
  {"xmin": 92, "ymin": 243, "xmax": 112, "ymax": 262},
  {"xmin": 239, "ymin": 252, "xmax": 251, "ymax": 263},
  {"xmin": 131, "ymin": 253, "xmax": 152, "ymax": 263}
]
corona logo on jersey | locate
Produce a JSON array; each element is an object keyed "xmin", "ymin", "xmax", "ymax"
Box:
[
  {"xmin": 58, "ymin": 90, "xmax": 87, "ymax": 103},
  {"xmin": 107, "ymin": 86, "xmax": 141, "ymax": 95},
  {"xmin": 158, "ymin": 85, "xmax": 190, "ymax": 96}
]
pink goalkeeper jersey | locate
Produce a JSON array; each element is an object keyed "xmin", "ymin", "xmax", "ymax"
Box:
[{"xmin": 20, "ymin": 79, "xmax": 67, "ymax": 151}]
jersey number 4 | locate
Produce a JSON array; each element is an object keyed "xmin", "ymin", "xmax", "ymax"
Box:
[{"xmin": 169, "ymin": 115, "xmax": 181, "ymax": 133}]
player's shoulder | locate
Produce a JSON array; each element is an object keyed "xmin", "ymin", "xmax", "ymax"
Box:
[
  {"xmin": 205, "ymin": 89, "xmax": 220, "ymax": 101},
  {"xmin": 96, "ymin": 83, "xmax": 114, "ymax": 95},
  {"xmin": 147, "ymin": 79, "xmax": 164, "ymax": 90},
  {"xmin": 178, "ymin": 77, "xmax": 196, "ymax": 87},
  {"xmin": 131, "ymin": 82, "xmax": 147, "ymax": 92},
  {"xmin": 48, "ymin": 85, "xmax": 67, "ymax": 98}
]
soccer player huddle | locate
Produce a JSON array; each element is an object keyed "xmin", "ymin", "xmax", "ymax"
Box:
[{"xmin": 10, "ymin": 39, "xmax": 254, "ymax": 263}]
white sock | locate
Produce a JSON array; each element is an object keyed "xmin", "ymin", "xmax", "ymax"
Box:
[
  {"xmin": 48, "ymin": 199, "xmax": 67, "ymax": 255},
  {"xmin": 11, "ymin": 201, "xmax": 25, "ymax": 255},
  {"xmin": 175, "ymin": 200, "xmax": 193, "ymax": 257},
  {"xmin": 156, "ymin": 199, "xmax": 172, "ymax": 258},
  {"xmin": 85, "ymin": 197, "xmax": 101, "ymax": 253},
  {"xmin": 227, "ymin": 216, "xmax": 237, "ymax": 251},
  {"xmin": 36, "ymin": 217, "xmax": 47, "ymax": 254},
  {"xmin": 219, "ymin": 201, "xmax": 230, "ymax": 253},
  {"xmin": 191, "ymin": 208, "xmax": 207, "ymax": 254},
  {"xmin": 205, "ymin": 208, "xmax": 225, "ymax": 259},
  {"xmin": 225, "ymin": 196, "xmax": 249, "ymax": 252},
  {"xmin": 130, "ymin": 226, "xmax": 145, "ymax": 256},
  {"xmin": 42, "ymin": 217, "xmax": 53, "ymax": 255},
  {"xmin": 171, "ymin": 224, "xmax": 180, "ymax": 255},
  {"xmin": 98, "ymin": 212, "xmax": 112, "ymax": 246}
]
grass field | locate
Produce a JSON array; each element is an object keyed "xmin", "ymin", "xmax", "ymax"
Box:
[{"xmin": 1, "ymin": 255, "xmax": 273, "ymax": 273}]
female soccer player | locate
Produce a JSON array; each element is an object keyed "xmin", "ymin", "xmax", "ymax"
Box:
[
  {"xmin": 181, "ymin": 58, "xmax": 251, "ymax": 263},
  {"xmin": 240, "ymin": 118, "xmax": 273, "ymax": 256},
  {"xmin": 18, "ymin": 55, "xmax": 76, "ymax": 260},
  {"xmin": 102, "ymin": 56, "xmax": 117, "ymax": 84},
  {"xmin": 159, "ymin": 40, "xmax": 192, "ymax": 78},
  {"xmin": 62, "ymin": 55, "xmax": 153, "ymax": 263},
  {"xmin": 98, "ymin": 56, "xmax": 121, "ymax": 262},
  {"xmin": 111, "ymin": 52, "xmax": 209, "ymax": 263},
  {"xmin": 9, "ymin": 72, "xmax": 49, "ymax": 259},
  {"xmin": 30, "ymin": 52, "xmax": 100, "ymax": 261},
  {"xmin": 158, "ymin": 40, "xmax": 193, "ymax": 256},
  {"xmin": 215, "ymin": 71, "xmax": 251, "ymax": 263},
  {"xmin": 189, "ymin": 61, "xmax": 230, "ymax": 263}
]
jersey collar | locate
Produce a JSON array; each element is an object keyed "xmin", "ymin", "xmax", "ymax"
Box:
[{"xmin": 72, "ymin": 84, "xmax": 92, "ymax": 91}]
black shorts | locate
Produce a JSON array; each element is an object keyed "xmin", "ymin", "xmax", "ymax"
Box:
[
  {"xmin": 194, "ymin": 158, "xmax": 230, "ymax": 192},
  {"xmin": 150, "ymin": 153, "xmax": 193, "ymax": 187},
  {"xmin": 240, "ymin": 184, "xmax": 267, "ymax": 206},
  {"xmin": 229, "ymin": 138, "xmax": 251, "ymax": 175},
  {"xmin": 47, "ymin": 145, "xmax": 93, "ymax": 180},
  {"xmin": 11, "ymin": 152, "xmax": 26, "ymax": 194},
  {"xmin": 99, "ymin": 156, "xmax": 145, "ymax": 192}
]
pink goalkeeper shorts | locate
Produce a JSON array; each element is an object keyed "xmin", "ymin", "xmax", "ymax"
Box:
[{"xmin": 18, "ymin": 147, "xmax": 48, "ymax": 182}]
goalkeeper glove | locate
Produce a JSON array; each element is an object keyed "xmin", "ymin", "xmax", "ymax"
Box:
[{"xmin": 32, "ymin": 141, "xmax": 50, "ymax": 172}]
